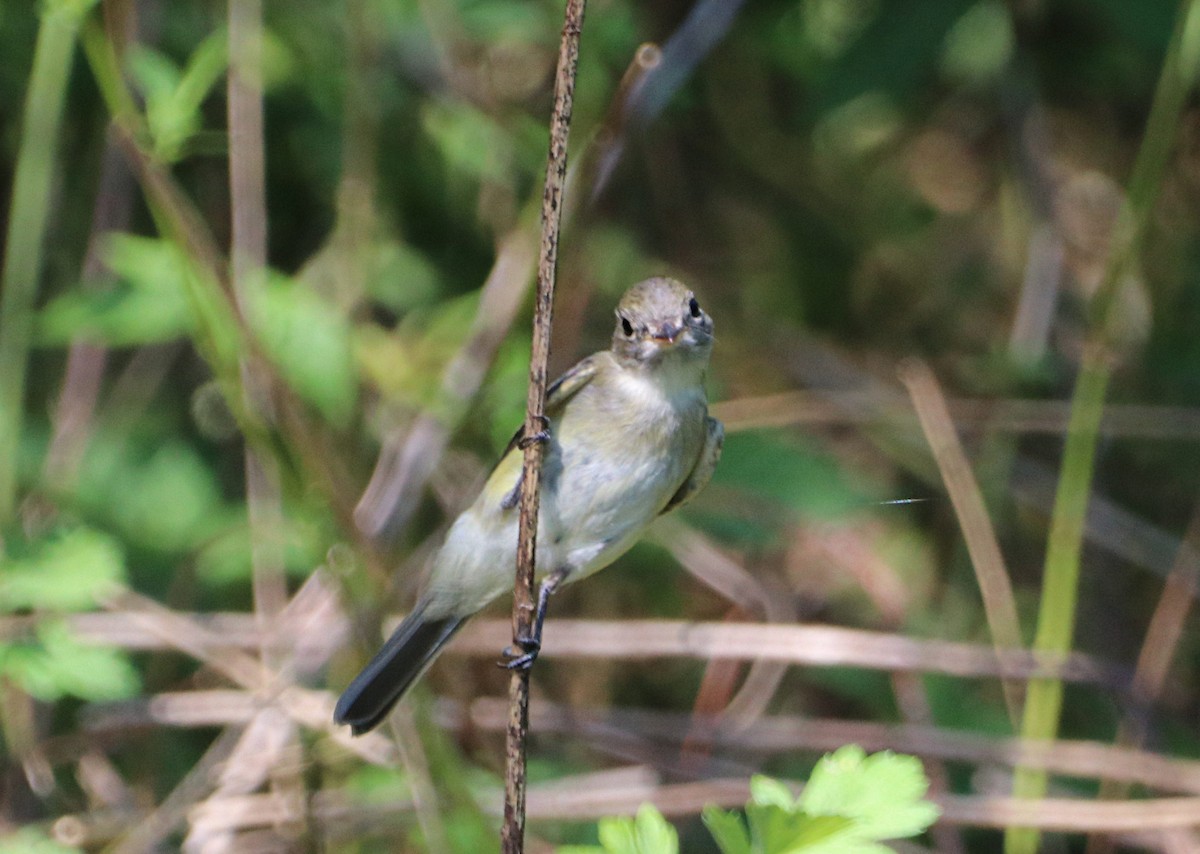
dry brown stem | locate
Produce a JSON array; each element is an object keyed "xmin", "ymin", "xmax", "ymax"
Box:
[{"xmin": 502, "ymin": 1, "xmax": 586, "ymax": 851}]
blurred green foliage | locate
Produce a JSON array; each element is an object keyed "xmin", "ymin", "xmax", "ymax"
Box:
[
  {"xmin": 562, "ymin": 748, "xmax": 937, "ymax": 854},
  {"xmin": 0, "ymin": 527, "xmax": 138, "ymax": 701},
  {"xmin": 2, "ymin": 0, "xmax": 1200, "ymax": 850}
]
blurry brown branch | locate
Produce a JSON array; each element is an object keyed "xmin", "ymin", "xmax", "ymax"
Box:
[
  {"xmin": 41, "ymin": 130, "xmax": 132, "ymax": 492},
  {"xmin": 714, "ymin": 389, "xmax": 1200, "ymax": 440},
  {"xmin": 1125, "ymin": 504, "xmax": 1200, "ymax": 725},
  {"xmin": 50, "ymin": 764, "xmax": 1200, "ymax": 845},
  {"xmin": 1091, "ymin": 504, "xmax": 1200, "ymax": 850},
  {"xmin": 524, "ymin": 779, "xmax": 1200, "ymax": 834},
  {"xmin": 456, "ymin": 619, "xmax": 1123, "ymax": 685},
  {"xmin": 224, "ymin": 7, "xmax": 303, "ymax": 845},
  {"xmin": 503, "ymin": 0, "xmax": 586, "ymax": 850},
  {"xmin": 81, "ymin": 692, "xmax": 1200, "ymax": 802},
  {"xmin": 55, "ymin": 612, "xmax": 1126, "ymax": 687},
  {"xmin": 97, "ymin": 588, "xmax": 395, "ymax": 766},
  {"xmin": 899, "ymin": 359, "xmax": 1024, "ymax": 722},
  {"xmin": 105, "ymin": 726, "xmax": 246, "ymax": 854},
  {"xmin": 458, "ymin": 698, "xmax": 1200, "ymax": 796},
  {"xmin": 653, "ymin": 520, "xmax": 794, "ymax": 724}
]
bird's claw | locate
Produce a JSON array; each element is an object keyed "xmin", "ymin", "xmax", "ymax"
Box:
[
  {"xmin": 518, "ymin": 430, "xmax": 550, "ymax": 450},
  {"xmin": 498, "ymin": 635, "xmax": 541, "ymax": 671},
  {"xmin": 517, "ymin": 415, "xmax": 551, "ymax": 450}
]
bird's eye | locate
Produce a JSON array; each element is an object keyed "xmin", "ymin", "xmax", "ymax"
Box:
[
  {"xmin": 688, "ymin": 297, "xmax": 701, "ymax": 318},
  {"xmin": 621, "ymin": 316, "xmax": 634, "ymax": 336}
]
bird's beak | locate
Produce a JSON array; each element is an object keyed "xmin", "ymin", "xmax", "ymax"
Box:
[{"xmin": 651, "ymin": 323, "xmax": 681, "ymax": 345}]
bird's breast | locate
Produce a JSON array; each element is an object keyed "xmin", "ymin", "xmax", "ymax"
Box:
[{"xmin": 549, "ymin": 369, "xmax": 706, "ymax": 544}]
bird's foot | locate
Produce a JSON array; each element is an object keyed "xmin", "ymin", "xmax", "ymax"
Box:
[
  {"xmin": 499, "ymin": 634, "xmax": 541, "ymax": 671},
  {"xmin": 517, "ymin": 415, "xmax": 551, "ymax": 450}
]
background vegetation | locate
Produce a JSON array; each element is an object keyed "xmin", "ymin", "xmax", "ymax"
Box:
[{"xmin": 3, "ymin": 0, "xmax": 1200, "ymax": 851}]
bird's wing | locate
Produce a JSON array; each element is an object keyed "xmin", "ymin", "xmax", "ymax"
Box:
[
  {"xmin": 494, "ymin": 354, "xmax": 602, "ymax": 509},
  {"xmin": 660, "ymin": 415, "xmax": 724, "ymax": 515}
]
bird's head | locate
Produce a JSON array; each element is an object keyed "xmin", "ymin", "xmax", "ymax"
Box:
[{"xmin": 610, "ymin": 277, "xmax": 714, "ymax": 370}]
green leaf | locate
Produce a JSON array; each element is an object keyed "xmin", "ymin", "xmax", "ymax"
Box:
[
  {"xmin": 108, "ymin": 441, "xmax": 229, "ymax": 553},
  {"xmin": 356, "ymin": 291, "xmax": 478, "ymax": 410},
  {"xmin": 2, "ymin": 620, "xmax": 139, "ymax": 702},
  {"xmin": 597, "ymin": 817, "xmax": 638, "ymax": 853},
  {"xmin": 421, "ymin": 101, "xmax": 511, "ymax": 182},
  {"xmin": 702, "ymin": 806, "xmax": 752, "ymax": 854},
  {"xmin": 750, "ymin": 775, "xmax": 798, "ymax": 809},
  {"xmin": 713, "ymin": 432, "xmax": 873, "ymax": 518},
  {"xmin": 37, "ymin": 234, "xmax": 193, "ymax": 346},
  {"xmin": 194, "ymin": 507, "xmax": 327, "ymax": 585},
  {"xmin": 244, "ymin": 270, "xmax": 357, "ymax": 425},
  {"xmin": 780, "ymin": 815, "xmax": 864, "ymax": 853},
  {"xmin": 365, "ymin": 240, "xmax": 441, "ymax": 314},
  {"xmin": 569, "ymin": 805, "xmax": 678, "ymax": 854},
  {"xmin": 42, "ymin": 0, "xmax": 100, "ymax": 26},
  {"xmin": 483, "ymin": 337, "xmax": 532, "ymax": 452},
  {"xmin": 73, "ymin": 434, "xmax": 232, "ymax": 555},
  {"xmin": 0, "ymin": 527, "xmax": 125, "ymax": 612},
  {"xmin": 799, "ymin": 746, "xmax": 940, "ymax": 843},
  {"xmin": 0, "ymin": 827, "xmax": 81, "ymax": 854},
  {"xmin": 128, "ymin": 32, "xmax": 228, "ymax": 162},
  {"xmin": 633, "ymin": 804, "xmax": 678, "ymax": 853},
  {"xmin": 747, "ymin": 803, "xmax": 823, "ymax": 854},
  {"xmin": 941, "ymin": 1, "xmax": 1014, "ymax": 85},
  {"xmin": 34, "ymin": 620, "xmax": 140, "ymax": 700}
]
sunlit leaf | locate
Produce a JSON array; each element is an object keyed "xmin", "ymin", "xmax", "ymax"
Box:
[
  {"xmin": 750, "ymin": 775, "xmax": 798, "ymax": 809},
  {"xmin": 245, "ymin": 270, "xmax": 357, "ymax": 425},
  {"xmin": 37, "ymin": 234, "xmax": 193, "ymax": 346},
  {"xmin": 107, "ymin": 441, "xmax": 230, "ymax": 553},
  {"xmin": 0, "ymin": 527, "xmax": 125, "ymax": 612},
  {"xmin": 422, "ymin": 101, "xmax": 510, "ymax": 182},
  {"xmin": 356, "ymin": 291, "xmax": 479, "ymax": 409},
  {"xmin": 34, "ymin": 620, "xmax": 140, "ymax": 701},
  {"xmin": 2, "ymin": 621, "xmax": 139, "ymax": 702},
  {"xmin": 799, "ymin": 746, "xmax": 940, "ymax": 842},
  {"xmin": 128, "ymin": 31, "xmax": 228, "ymax": 162},
  {"xmin": 633, "ymin": 804, "xmax": 678, "ymax": 853},
  {"xmin": 703, "ymin": 806, "xmax": 752, "ymax": 854},
  {"xmin": 562, "ymin": 805, "xmax": 678, "ymax": 854},
  {"xmin": 483, "ymin": 337, "xmax": 532, "ymax": 452},
  {"xmin": 941, "ymin": 1, "xmax": 1013, "ymax": 85},
  {"xmin": 0, "ymin": 827, "xmax": 81, "ymax": 854}
]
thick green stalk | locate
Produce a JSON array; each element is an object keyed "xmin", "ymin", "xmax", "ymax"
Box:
[
  {"xmin": 1005, "ymin": 2, "xmax": 1200, "ymax": 851},
  {"xmin": 1006, "ymin": 355, "xmax": 1109, "ymax": 854},
  {"xmin": 0, "ymin": 1, "xmax": 96, "ymax": 523}
]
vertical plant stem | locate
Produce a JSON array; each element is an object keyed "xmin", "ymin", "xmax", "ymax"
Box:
[
  {"xmin": 502, "ymin": 0, "xmax": 586, "ymax": 851},
  {"xmin": 1005, "ymin": 2, "xmax": 1200, "ymax": 852},
  {"xmin": 228, "ymin": 4, "xmax": 306, "ymax": 847},
  {"xmin": 0, "ymin": 1, "xmax": 95, "ymax": 523},
  {"xmin": 228, "ymin": 0, "xmax": 286, "ymax": 663}
]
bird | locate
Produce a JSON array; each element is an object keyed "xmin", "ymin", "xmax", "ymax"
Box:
[{"xmin": 335, "ymin": 276, "xmax": 723, "ymax": 735}]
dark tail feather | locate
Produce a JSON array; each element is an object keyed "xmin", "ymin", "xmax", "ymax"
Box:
[{"xmin": 334, "ymin": 607, "xmax": 465, "ymax": 735}]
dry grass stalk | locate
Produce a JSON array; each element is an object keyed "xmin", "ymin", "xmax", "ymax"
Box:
[
  {"xmin": 899, "ymin": 358, "xmax": 1024, "ymax": 722},
  {"xmin": 458, "ymin": 699, "xmax": 1200, "ymax": 795},
  {"xmin": 452, "ymin": 618, "xmax": 1122, "ymax": 684}
]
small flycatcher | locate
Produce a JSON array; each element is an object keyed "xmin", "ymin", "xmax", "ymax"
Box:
[{"xmin": 335, "ymin": 277, "xmax": 723, "ymax": 734}]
